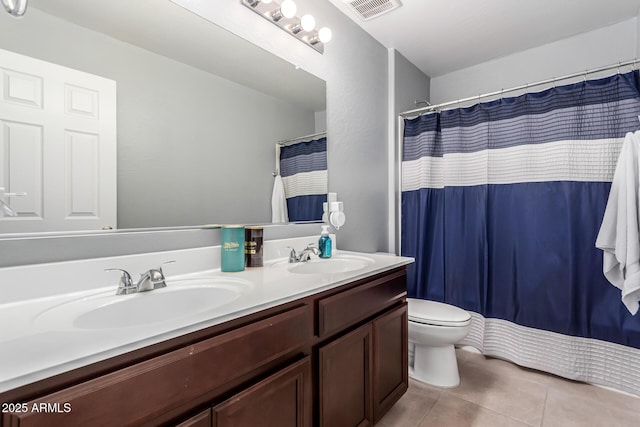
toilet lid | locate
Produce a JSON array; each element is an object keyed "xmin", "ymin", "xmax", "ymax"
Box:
[{"xmin": 407, "ymin": 298, "xmax": 471, "ymax": 327}]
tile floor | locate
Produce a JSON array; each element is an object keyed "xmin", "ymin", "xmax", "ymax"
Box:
[{"xmin": 377, "ymin": 349, "xmax": 640, "ymax": 427}]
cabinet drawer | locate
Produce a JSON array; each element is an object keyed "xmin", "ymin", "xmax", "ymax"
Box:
[
  {"xmin": 3, "ymin": 305, "xmax": 310, "ymax": 427},
  {"xmin": 317, "ymin": 269, "xmax": 406, "ymax": 338},
  {"xmin": 212, "ymin": 357, "xmax": 311, "ymax": 427}
]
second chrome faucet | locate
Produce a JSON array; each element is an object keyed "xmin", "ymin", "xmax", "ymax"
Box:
[{"xmin": 288, "ymin": 244, "xmax": 319, "ymax": 263}]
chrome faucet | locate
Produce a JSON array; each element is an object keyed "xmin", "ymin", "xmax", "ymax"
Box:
[
  {"xmin": 106, "ymin": 261, "xmax": 175, "ymax": 295},
  {"xmin": 288, "ymin": 244, "xmax": 319, "ymax": 263}
]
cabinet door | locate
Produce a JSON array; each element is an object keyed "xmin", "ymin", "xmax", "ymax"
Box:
[
  {"xmin": 319, "ymin": 323, "xmax": 373, "ymax": 427},
  {"xmin": 373, "ymin": 303, "xmax": 408, "ymax": 422},
  {"xmin": 175, "ymin": 409, "xmax": 211, "ymax": 427},
  {"xmin": 212, "ymin": 357, "xmax": 311, "ymax": 427}
]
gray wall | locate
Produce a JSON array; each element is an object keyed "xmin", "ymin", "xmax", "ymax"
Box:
[
  {"xmin": 323, "ymin": 5, "xmax": 389, "ymax": 253},
  {"xmin": 430, "ymin": 19, "xmax": 637, "ymax": 104},
  {"xmin": 0, "ymin": 8, "xmax": 317, "ymax": 228},
  {"xmin": 394, "ymin": 51, "xmax": 431, "ymax": 114},
  {"xmin": 391, "ymin": 50, "xmax": 431, "ymax": 253}
]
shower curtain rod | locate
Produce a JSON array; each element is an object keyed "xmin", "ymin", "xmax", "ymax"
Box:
[
  {"xmin": 273, "ymin": 130, "xmax": 327, "ymax": 177},
  {"xmin": 277, "ymin": 131, "xmax": 326, "ymax": 146},
  {"xmin": 400, "ymin": 58, "xmax": 638, "ymax": 118}
]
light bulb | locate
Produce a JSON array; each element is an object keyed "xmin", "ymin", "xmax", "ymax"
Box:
[
  {"xmin": 300, "ymin": 14, "xmax": 315, "ymax": 32},
  {"xmin": 281, "ymin": 0, "xmax": 296, "ymax": 19},
  {"xmin": 318, "ymin": 27, "xmax": 332, "ymax": 43}
]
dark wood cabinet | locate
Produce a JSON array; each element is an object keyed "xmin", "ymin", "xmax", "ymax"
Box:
[
  {"xmin": 318, "ymin": 302, "xmax": 408, "ymax": 427},
  {"xmin": 373, "ymin": 303, "xmax": 408, "ymax": 422},
  {"xmin": 212, "ymin": 357, "xmax": 311, "ymax": 427},
  {"xmin": 319, "ymin": 323, "xmax": 374, "ymax": 427},
  {"xmin": 1, "ymin": 267, "xmax": 407, "ymax": 427}
]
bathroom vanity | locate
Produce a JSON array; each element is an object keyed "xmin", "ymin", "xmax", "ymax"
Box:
[{"xmin": 0, "ymin": 238, "xmax": 412, "ymax": 426}]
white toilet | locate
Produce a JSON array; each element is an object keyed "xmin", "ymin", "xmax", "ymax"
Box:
[{"xmin": 407, "ymin": 298, "xmax": 471, "ymax": 388}]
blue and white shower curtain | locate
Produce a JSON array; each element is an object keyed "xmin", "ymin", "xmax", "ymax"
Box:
[
  {"xmin": 401, "ymin": 71, "xmax": 640, "ymax": 394},
  {"xmin": 279, "ymin": 136, "xmax": 327, "ymax": 221}
]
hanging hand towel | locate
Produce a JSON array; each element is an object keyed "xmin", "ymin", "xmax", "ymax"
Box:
[
  {"xmin": 596, "ymin": 131, "xmax": 640, "ymax": 315},
  {"xmin": 271, "ymin": 174, "xmax": 289, "ymax": 223}
]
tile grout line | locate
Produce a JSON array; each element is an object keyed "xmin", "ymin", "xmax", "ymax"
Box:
[
  {"xmin": 538, "ymin": 384, "xmax": 550, "ymax": 427},
  {"xmin": 437, "ymin": 369, "xmax": 548, "ymax": 426},
  {"xmin": 414, "ymin": 390, "xmax": 443, "ymax": 427}
]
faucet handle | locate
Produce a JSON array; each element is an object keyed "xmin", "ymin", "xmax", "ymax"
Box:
[
  {"xmin": 146, "ymin": 260, "xmax": 176, "ymax": 290},
  {"xmin": 157, "ymin": 260, "xmax": 176, "ymax": 274},
  {"xmin": 152, "ymin": 261, "xmax": 175, "ymax": 280},
  {"xmin": 105, "ymin": 268, "xmax": 135, "ymax": 295},
  {"xmin": 156, "ymin": 260, "xmax": 176, "ymax": 280},
  {"xmin": 287, "ymin": 246, "xmax": 299, "ymax": 263}
]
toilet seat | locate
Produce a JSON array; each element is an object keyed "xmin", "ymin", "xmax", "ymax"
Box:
[{"xmin": 408, "ymin": 299, "xmax": 471, "ymax": 327}]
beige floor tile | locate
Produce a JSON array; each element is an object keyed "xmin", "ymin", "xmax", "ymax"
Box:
[
  {"xmin": 467, "ymin": 353, "xmax": 558, "ymax": 387},
  {"xmin": 455, "ymin": 347, "xmax": 478, "ymax": 365},
  {"xmin": 376, "ymin": 379, "xmax": 441, "ymax": 427},
  {"xmin": 418, "ymin": 393, "xmax": 530, "ymax": 427},
  {"xmin": 392, "ymin": 347, "xmax": 640, "ymax": 427},
  {"xmin": 542, "ymin": 384, "xmax": 640, "ymax": 427},
  {"xmin": 543, "ymin": 374, "xmax": 640, "ymax": 415},
  {"xmin": 444, "ymin": 357, "xmax": 548, "ymax": 426}
]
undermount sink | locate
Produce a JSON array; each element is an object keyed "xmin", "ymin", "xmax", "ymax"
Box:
[
  {"xmin": 286, "ymin": 253, "xmax": 375, "ymax": 275},
  {"xmin": 33, "ymin": 277, "xmax": 251, "ymax": 330}
]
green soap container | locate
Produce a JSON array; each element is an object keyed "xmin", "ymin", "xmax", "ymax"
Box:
[{"xmin": 221, "ymin": 225, "xmax": 245, "ymax": 272}]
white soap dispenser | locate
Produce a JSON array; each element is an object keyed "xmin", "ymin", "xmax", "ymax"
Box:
[{"xmin": 319, "ymin": 225, "xmax": 332, "ymax": 258}]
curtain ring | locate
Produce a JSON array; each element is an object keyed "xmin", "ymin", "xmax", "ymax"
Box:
[
  {"xmin": 618, "ymin": 62, "xmax": 621, "ymax": 74},
  {"xmin": 584, "ymin": 70, "xmax": 587, "ymax": 82}
]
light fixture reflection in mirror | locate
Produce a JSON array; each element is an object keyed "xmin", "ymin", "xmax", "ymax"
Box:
[{"xmin": 2, "ymin": 0, "xmax": 27, "ymax": 17}]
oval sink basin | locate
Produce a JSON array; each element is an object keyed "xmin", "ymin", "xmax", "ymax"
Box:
[
  {"xmin": 33, "ymin": 277, "xmax": 250, "ymax": 330},
  {"xmin": 287, "ymin": 254, "xmax": 375, "ymax": 275}
]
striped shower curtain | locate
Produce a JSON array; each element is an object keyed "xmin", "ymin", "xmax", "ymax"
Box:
[
  {"xmin": 401, "ymin": 71, "xmax": 640, "ymax": 394},
  {"xmin": 279, "ymin": 136, "xmax": 327, "ymax": 221}
]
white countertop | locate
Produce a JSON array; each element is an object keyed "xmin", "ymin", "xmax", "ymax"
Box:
[{"xmin": 0, "ymin": 236, "xmax": 413, "ymax": 394}]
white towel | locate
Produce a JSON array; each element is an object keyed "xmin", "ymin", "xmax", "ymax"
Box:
[
  {"xmin": 271, "ymin": 174, "xmax": 289, "ymax": 223},
  {"xmin": 596, "ymin": 131, "xmax": 640, "ymax": 315}
]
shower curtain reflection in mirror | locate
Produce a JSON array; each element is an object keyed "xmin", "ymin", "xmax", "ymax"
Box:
[{"xmin": 278, "ymin": 134, "xmax": 327, "ymax": 222}]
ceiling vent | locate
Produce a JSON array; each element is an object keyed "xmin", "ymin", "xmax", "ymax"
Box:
[{"xmin": 342, "ymin": 0, "xmax": 402, "ymax": 21}]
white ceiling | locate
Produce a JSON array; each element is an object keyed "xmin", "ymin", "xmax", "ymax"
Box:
[
  {"xmin": 327, "ymin": 0, "xmax": 640, "ymax": 77},
  {"xmin": 25, "ymin": 0, "xmax": 640, "ymax": 101}
]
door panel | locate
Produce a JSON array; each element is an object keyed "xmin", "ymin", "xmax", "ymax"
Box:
[
  {"xmin": 0, "ymin": 48, "xmax": 116, "ymax": 232},
  {"xmin": 319, "ymin": 323, "xmax": 373, "ymax": 427}
]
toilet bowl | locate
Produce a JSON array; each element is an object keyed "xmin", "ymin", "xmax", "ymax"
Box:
[{"xmin": 407, "ymin": 298, "xmax": 471, "ymax": 388}]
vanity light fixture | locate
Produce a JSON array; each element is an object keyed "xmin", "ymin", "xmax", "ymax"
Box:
[{"xmin": 241, "ymin": 0, "xmax": 332, "ymax": 54}]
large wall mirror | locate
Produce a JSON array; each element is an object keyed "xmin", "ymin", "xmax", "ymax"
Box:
[{"xmin": 0, "ymin": 0, "xmax": 327, "ymax": 235}]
